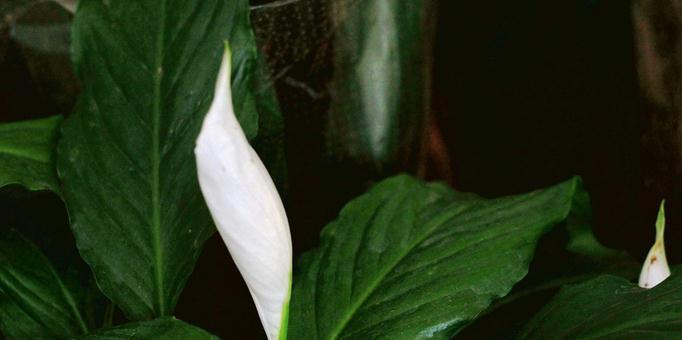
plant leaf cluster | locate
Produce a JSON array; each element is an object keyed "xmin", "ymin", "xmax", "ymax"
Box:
[{"xmin": 0, "ymin": 0, "xmax": 678, "ymax": 339}]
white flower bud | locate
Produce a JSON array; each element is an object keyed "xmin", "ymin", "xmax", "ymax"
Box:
[
  {"xmin": 195, "ymin": 44, "xmax": 292, "ymax": 340},
  {"xmin": 638, "ymin": 200, "xmax": 670, "ymax": 289}
]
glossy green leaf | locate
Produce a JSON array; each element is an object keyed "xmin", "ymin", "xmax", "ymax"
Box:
[
  {"xmin": 325, "ymin": 0, "xmax": 434, "ymax": 171},
  {"xmin": 0, "ymin": 230, "xmax": 88, "ymax": 339},
  {"xmin": 0, "ymin": 116, "xmax": 62, "ymax": 193},
  {"xmin": 467, "ymin": 183, "xmax": 639, "ymax": 338},
  {"xmin": 520, "ymin": 266, "xmax": 682, "ymax": 339},
  {"xmin": 74, "ymin": 317, "xmax": 218, "ymax": 340},
  {"xmin": 58, "ymin": 0, "xmax": 261, "ymax": 319},
  {"xmin": 289, "ymin": 175, "xmax": 581, "ymax": 339}
]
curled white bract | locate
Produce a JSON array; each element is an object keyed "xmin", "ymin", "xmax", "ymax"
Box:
[
  {"xmin": 638, "ymin": 200, "xmax": 670, "ymax": 289},
  {"xmin": 195, "ymin": 44, "xmax": 292, "ymax": 340}
]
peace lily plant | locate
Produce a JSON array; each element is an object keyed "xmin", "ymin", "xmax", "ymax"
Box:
[
  {"xmin": 195, "ymin": 45, "xmax": 292, "ymax": 340},
  {"xmin": 1, "ymin": 0, "xmax": 682, "ymax": 339}
]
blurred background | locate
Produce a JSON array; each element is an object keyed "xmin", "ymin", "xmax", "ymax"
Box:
[{"xmin": 1, "ymin": 0, "xmax": 680, "ymax": 338}]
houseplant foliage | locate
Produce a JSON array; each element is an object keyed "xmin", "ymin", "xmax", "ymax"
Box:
[
  {"xmin": 520, "ymin": 267, "xmax": 682, "ymax": 339},
  {"xmin": 0, "ymin": 116, "xmax": 62, "ymax": 192},
  {"xmin": 288, "ymin": 176, "xmax": 581, "ymax": 339},
  {"xmin": 0, "ymin": 0, "xmax": 680, "ymax": 339}
]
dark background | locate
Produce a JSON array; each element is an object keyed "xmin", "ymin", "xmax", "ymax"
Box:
[{"xmin": 1, "ymin": 0, "xmax": 679, "ymax": 338}]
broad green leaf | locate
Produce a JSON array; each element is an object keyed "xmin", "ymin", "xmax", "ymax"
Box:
[
  {"xmin": 497, "ymin": 181, "xmax": 638, "ymax": 305},
  {"xmin": 462, "ymin": 182, "xmax": 639, "ymax": 338},
  {"xmin": 519, "ymin": 266, "xmax": 682, "ymax": 339},
  {"xmin": 74, "ymin": 317, "xmax": 218, "ymax": 340},
  {"xmin": 325, "ymin": 0, "xmax": 434, "ymax": 171},
  {"xmin": 0, "ymin": 116, "xmax": 62, "ymax": 193},
  {"xmin": 58, "ymin": 0, "xmax": 261, "ymax": 319},
  {"xmin": 289, "ymin": 175, "xmax": 581, "ymax": 339},
  {"xmin": 0, "ymin": 230, "xmax": 88, "ymax": 339}
]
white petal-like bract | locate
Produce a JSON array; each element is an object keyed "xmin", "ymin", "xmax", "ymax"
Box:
[
  {"xmin": 195, "ymin": 44, "xmax": 292, "ymax": 340},
  {"xmin": 638, "ymin": 200, "xmax": 670, "ymax": 289}
]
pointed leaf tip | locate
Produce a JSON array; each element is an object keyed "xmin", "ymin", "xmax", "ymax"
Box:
[{"xmin": 195, "ymin": 44, "xmax": 292, "ymax": 340}]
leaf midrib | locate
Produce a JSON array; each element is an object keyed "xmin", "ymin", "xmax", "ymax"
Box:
[
  {"xmin": 327, "ymin": 182, "xmax": 576, "ymax": 339},
  {"xmin": 0, "ymin": 145, "xmax": 51, "ymax": 163},
  {"xmin": 150, "ymin": 0, "xmax": 167, "ymax": 316},
  {"xmin": 327, "ymin": 195, "xmax": 460, "ymax": 339}
]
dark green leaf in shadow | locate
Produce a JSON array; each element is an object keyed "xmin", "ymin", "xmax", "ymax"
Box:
[
  {"xmin": 58, "ymin": 0, "xmax": 261, "ymax": 320},
  {"xmin": 565, "ymin": 182, "xmax": 628, "ymax": 259},
  {"xmin": 289, "ymin": 175, "xmax": 581, "ymax": 339},
  {"xmin": 458, "ymin": 180, "xmax": 640, "ymax": 338},
  {"xmin": 519, "ymin": 266, "xmax": 682, "ymax": 339},
  {"xmin": 0, "ymin": 115, "xmax": 62, "ymax": 193},
  {"xmin": 0, "ymin": 230, "xmax": 89, "ymax": 339},
  {"xmin": 73, "ymin": 317, "xmax": 219, "ymax": 340},
  {"xmin": 481, "ymin": 181, "xmax": 639, "ymax": 318}
]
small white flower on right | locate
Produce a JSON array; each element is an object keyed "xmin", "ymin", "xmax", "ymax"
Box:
[{"xmin": 638, "ymin": 200, "xmax": 670, "ymax": 289}]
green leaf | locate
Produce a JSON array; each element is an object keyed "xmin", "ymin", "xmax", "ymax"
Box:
[
  {"xmin": 475, "ymin": 182, "xmax": 639, "ymax": 323},
  {"xmin": 289, "ymin": 175, "xmax": 581, "ymax": 339},
  {"xmin": 519, "ymin": 266, "xmax": 682, "ymax": 339},
  {"xmin": 74, "ymin": 317, "xmax": 219, "ymax": 340},
  {"xmin": 325, "ymin": 0, "xmax": 434, "ymax": 171},
  {"xmin": 58, "ymin": 0, "xmax": 260, "ymax": 319},
  {"xmin": 0, "ymin": 116, "xmax": 62, "ymax": 193},
  {"xmin": 0, "ymin": 292, "xmax": 45, "ymax": 340},
  {"xmin": 502, "ymin": 180, "xmax": 638, "ymax": 302},
  {"xmin": 564, "ymin": 182, "xmax": 627, "ymax": 259},
  {"xmin": 0, "ymin": 230, "xmax": 88, "ymax": 339}
]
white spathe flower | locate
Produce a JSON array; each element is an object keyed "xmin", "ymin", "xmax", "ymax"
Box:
[
  {"xmin": 195, "ymin": 44, "xmax": 292, "ymax": 340},
  {"xmin": 638, "ymin": 200, "xmax": 671, "ymax": 289}
]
